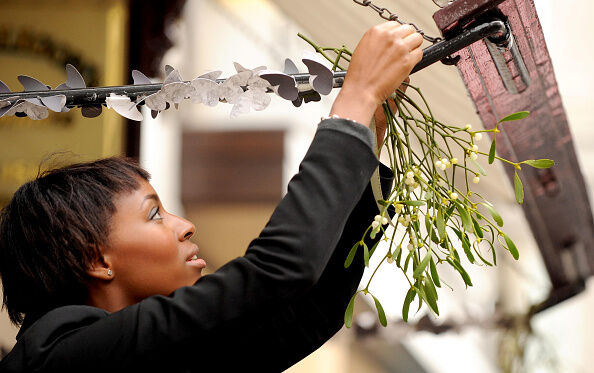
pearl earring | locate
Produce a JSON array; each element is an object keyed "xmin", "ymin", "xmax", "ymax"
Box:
[{"xmin": 107, "ymin": 269, "xmax": 113, "ymax": 276}]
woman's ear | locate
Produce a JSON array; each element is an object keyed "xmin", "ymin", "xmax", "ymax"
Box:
[{"xmin": 87, "ymin": 252, "xmax": 114, "ymax": 281}]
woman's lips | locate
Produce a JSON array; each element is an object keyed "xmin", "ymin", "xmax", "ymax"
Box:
[{"xmin": 186, "ymin": 256, "xmax": 207, "ymax": 269}]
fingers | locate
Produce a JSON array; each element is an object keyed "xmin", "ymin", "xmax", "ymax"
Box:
[
  {"xmin": 384, "ymin": 23, "xmax": 424, "ymax": 61},
  {"xmin": 390, "ymin": 23, "xmax": 416, "ymax": 37},
  {"xmin": 410, "ymin": 47, "xmax": 423, "ymax": 64},
  {"xmin": 380, "ymin": 23, "xmax": 425, "ymax": 68},
  {"xmin": 404, "ymin": 31, "xmax": 424, "ymax": 51},
  {"xmin": 334, "ymin": 22, "xmax": 423, "ymax": 122}
]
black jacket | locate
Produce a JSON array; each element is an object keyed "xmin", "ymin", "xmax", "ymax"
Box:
[{"xmin": 0, "ymin": 118, "xmax": 393, "ymax": 372}]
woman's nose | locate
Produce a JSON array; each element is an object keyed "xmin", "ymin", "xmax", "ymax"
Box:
[{"xmin": 173, "ymin": 214, "xmax": 195, "ymax": 241}]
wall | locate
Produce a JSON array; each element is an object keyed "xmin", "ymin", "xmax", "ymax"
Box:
[{"xmin": 0, "ymin": 0, "xmax": 129, "ymax": 350}]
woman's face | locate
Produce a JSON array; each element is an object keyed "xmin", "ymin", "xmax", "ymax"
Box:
[{"xmin": 104, "ymin": 178, "xmax": 205, "ymax": 304}]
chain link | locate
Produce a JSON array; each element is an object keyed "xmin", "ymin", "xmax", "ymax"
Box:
[{"xmin": 353, "ymin": 0, "xmax": 443, "ymax": 43}]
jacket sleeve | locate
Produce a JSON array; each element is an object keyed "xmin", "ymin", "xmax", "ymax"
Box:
[
  {"xmin": 219, "ymin": 165, "xmax": 395, "ymax": 372},
  {"xmin": 6, "ymin": 119, "xmax": 380, "ymax": 372}
]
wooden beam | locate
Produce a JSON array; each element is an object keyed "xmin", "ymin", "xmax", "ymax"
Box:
[
  {"xmin": 433, "ymin": 0, "xmax": 506, "ymax": 34},
  {"xmin": 448, "ymin": 0, "xmax": 594, "ymax": 289}
]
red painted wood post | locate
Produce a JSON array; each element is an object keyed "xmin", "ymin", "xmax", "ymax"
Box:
[{"xmin": 437, "ymin": 0, "xmax": 594, "ymax": 293}]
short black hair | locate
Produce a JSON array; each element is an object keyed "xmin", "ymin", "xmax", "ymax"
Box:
[{"xmin": 0, "ymin": 157, "xmax": 150, "ymax": 325}]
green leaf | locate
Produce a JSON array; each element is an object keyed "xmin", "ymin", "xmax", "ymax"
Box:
[
  {"xmin": 488, "ymin": 137, "xmax": 496, "ymax": 164},
  {"xmin": 498, "ymin": 111, "xmax": 530, "ymax": 123},
  {"xmin": 462, "ymin": 240, "xmax": 475, "ymax": 264},
  {"xmin": 363, "ymin": 242, "xmax": 370, "ymax": 267},
  {"xmin": 454, "ymin": 201, "xmax": 473, "ymax": 232},
  {"xmin": 403, "ymin": 251, "xmax": 413, "ymax": 272},
  {"xmin": 489, "ymin": 238, "xmax": 498, "ymax": 265},
  {"xmin": 452, "ymin": 228, "xmax": 474, "ymax": 264},
  {"xmin": 470, "ymin": 158, "xmax": 487, "ymax": 176},
  {"xmin": 452, "ymin": 248, "xmax": 461, "ymax": 263},
  {"xmin": 514, "ymin": 171, "xmax": 524, "ymax": 204},
  {"xmin": 436, "ymin": 210, "xmax": 447, "ymax": 242},
  {"xmin": 429, "ymin": 256, "xmax": 441, "ymax": 288},
  {"xmin": 445, "ymin": 206, "xmax": 455, "ymax": 221},
  {"xmin": 344, "ymin": 293, "xmax": 357, "ymax": 328},
  {"xmin": 472, "ymin": 217, "xmax": 484, "ymax": 239},
  {"xmin": 523, "ymin": 159, "xmax": 555, "ymax": 169},
  {"xmin": 417, "ymin": 287, "xmax": 424, "ymax": 313},
  {"xmin": 425, "ymin": 215, "xmax": 439, "ymax": 243},
  {"xmin": 344, "ymin": 241, "xmax": 360, "ymax": 268},
  {"xmin": 377, "ymin": 199, "xmax": 390, "ymax": 207},
  {"xmin": 473, "ymin": 245, "xmax": 494, "ymax": 266},
  {"xmin": 430, "ymin": 228, "xmax": 440, "ymax": 244},
  {"xmin": 503, "ymin": 233, "xmax": 520, "ymax": 260},
  {"xmin": 423, "ymin": 279, "xmax": 440, "ymax": 315},
  {"xmin": 412, "ymin": 219, "xmax": 421, "ymax": 233},
  {"xmin": 486, "ymin": 235, "xmax": 497, "ymax": 266},
  {"xmin": 371, "ymin": 294, "xmax": 387, "ymax": 327},
  {"xmin": 413, "ymin": 252, "xmax": 431, "ymax": 279},
  {"xmin": 439, "ymin": 235, "xmax": 450, "ymax": 251},
  {"xmin": 402, "ymin": 200, "xmax": 426, "ymax": 206},
  {"xmin": 480, "ymin": 202, "xmax": 504, "ymax": 227},
  {"xmin": 424, "ymin": 276, "xmax": 439, "ymax": 302},
  {"xmin": 424, "ymin": 215, "xmax": 432, "ymax": 237},
  {"xmin": 447, "ymin": 257, "xmax": 473, "ymax": 287},
  {"xmin": 402, "ymin": 288, "xmax": 416, "ymax": 322}
]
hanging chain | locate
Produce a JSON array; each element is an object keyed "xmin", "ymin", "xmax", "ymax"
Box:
[{"xmin": 353, "ymin": 0, "xmax": 443, "ymax": 43}]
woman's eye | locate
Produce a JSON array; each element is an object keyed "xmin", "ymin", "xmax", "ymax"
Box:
[{"xmin": 149, "ymin": 207, "xmax": 163, "ymax": 221}]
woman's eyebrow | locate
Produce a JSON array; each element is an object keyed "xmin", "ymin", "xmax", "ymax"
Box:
[{"xmin": 140, "ymin": 194, "xmax": 160, "ymax": 209}]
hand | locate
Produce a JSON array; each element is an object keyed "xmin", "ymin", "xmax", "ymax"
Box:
[
  {"xmin": 374, "ymin": 77, "xmax": 409, "ymax": 146},
  {"xmin": 330, "ymin": 23, "xmax": 423, "ymax": 127}
]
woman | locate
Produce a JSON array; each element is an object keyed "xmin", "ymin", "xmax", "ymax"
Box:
[{"xmin": 0, "ymin": 22, "xmax": 422, "ymax": 372}]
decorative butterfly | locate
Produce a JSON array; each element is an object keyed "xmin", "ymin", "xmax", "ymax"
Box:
[
  {"xmin": 0, "ymin": 54, "xmax": 341, "ymax": 121},
  {"xmin": 221, "ymin": 63, "xmax": 272, "ymax": 118}
]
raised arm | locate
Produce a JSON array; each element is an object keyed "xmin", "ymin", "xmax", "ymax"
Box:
[{"xmin": 213, "ymin": 164, "xmax": 394, "ymax": 372}]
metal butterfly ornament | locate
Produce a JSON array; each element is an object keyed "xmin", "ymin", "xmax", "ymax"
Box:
[{"xmin": 0, "ymin": 53, "xmax": 338, "ymax": 122}]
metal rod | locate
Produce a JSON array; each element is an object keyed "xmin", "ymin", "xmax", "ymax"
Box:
[
  {"xmin": 0, "ymin": 19, "xmax": 507, "ymax": 108},
  {"xmin": 411, "ymin": 19, "xmax": 506, "ymax": 73}
]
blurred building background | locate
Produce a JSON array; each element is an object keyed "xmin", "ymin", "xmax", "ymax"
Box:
[{"xmin": 0, "ymin": 0, "xmax": 592, "ymax": 372}]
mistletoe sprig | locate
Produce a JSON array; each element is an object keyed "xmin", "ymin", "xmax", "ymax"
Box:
[{"xmin": 298, "ymin": 35, "xmax": 555, "ymax": 327}]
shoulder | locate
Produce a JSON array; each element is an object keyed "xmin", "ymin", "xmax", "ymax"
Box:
[
  {"xmin": 1, "ymin": 305, "xmax": 109, "ymax": 371},
  {"xmin": 20, "ymin": 305, "xmax": 110, "ymax": 341}
]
